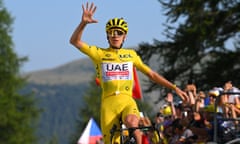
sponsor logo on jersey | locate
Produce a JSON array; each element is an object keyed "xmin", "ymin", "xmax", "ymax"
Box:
[
  {"xmin": 105, "ymin": 54, "xmax": 111, "ymax": 57},
  {"xmin": 102, "ymin": 62, "xmax": 133, "ymax": 81},
  {"xmin": 102, "ymin": 53, "xmax": 115, "ymax": 61},
  {"xmin": 119, "ymin": 54, "xmax": 133, "ymax": 59}
]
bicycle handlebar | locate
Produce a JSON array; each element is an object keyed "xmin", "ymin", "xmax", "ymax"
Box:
[
  {"xmin": 110, "ymin": 124, "xmax": 156, "ymax": 133},
  {"xmin": 110, "ymin": 124, "xmax": 160, "ymax": 144}
]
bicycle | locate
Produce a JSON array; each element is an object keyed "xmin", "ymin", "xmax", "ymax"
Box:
[{"xmin": 110, "ymin": 122, "xmax": 162, "ymax": 144}]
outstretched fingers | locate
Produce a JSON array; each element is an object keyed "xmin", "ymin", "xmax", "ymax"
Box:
[
  {"xmin": 82, "ymin": 2, "xmax": 96, "ymax": 13},
  {"xmin": 88, "ymin": 2, "xmax": 97, "ymax": 17},
  {"xmin": 86, "ymin": 2, "xmax": 89, "ymax": 10},
  {"xmin": 89, "ymin": 2, "xmax": 96, "ymax": 13},
  {"xmin": 176, "ymin": 88, "xmax": 188, "ymax": 102},
  {"xmin": 81, "ymin": 2, "xmax": 98, "ymax": 24},
  {"xmin": 92, "ymin": 5, "xmax": 97, "ymax": 15}
]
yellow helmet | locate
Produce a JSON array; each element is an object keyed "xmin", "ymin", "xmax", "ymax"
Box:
[
  {"xmin": 106, "ymin": 18, "xmax": 128, "ymax": 34},
  {"xmin": 162, "ymin": 105, "xmax": 172, "ymax": 116}
]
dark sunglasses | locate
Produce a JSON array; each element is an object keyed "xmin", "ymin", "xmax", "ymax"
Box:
[{"xmin": 107, "ymin": 29, "xmax": 125, "ymax": 37}]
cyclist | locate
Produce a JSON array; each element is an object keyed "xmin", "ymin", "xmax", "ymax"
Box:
[{"xmin": 70, "ymin": 2, "xmax": 187, "ymax": 144}]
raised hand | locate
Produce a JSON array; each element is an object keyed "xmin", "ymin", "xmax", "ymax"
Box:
[
  {"xmin": 82, "ymin": 2, "xmax": 98, "ymax": 24},
  {"xmin": 176, "ymin": 88, "xmax": 188, "ymax": 102},
  {"xmin": 165, "ymin": 92, "xmax": 173, "ymax": 103}
]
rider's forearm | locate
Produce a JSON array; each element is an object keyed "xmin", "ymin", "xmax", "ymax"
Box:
[
  {"xmin": 148, "ymin": 70, "xmax": 177, "ymax": 91},
  {"xmin": 70, "ymin": 21, "xmax": 87, "ymax": 49},
  {"xmin": 148, "ymin": 71, "xmax": 186, "ymax": 100}
]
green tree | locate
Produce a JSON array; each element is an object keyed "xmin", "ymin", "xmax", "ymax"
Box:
[
  {"xmin": 137, "ymin": 0, "xmax": 240, "ymax": 92},
  {"xmin": 0, "ymin": 1, "xmax": 40, "ymax": 143},
  {"xmin": 69, "ymin": 77, "xmax": 101, "ymax": 144},
  {"xmin": 48, "ymin": 134, "xmax": 59, "ymax": 144}
]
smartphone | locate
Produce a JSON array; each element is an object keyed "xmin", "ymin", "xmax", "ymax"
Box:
[{"xmin": 183, "ymin": 111, "xmax": 188, "ymax": 117}]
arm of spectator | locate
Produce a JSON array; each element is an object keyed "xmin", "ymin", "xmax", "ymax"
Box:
[
  {"xmin": 165, "ymin": 93, "xmax": 177, "ymax": 119},
  {"xmin": 188, "ymin": 91, "xmax": 196, "ymax": 107}
]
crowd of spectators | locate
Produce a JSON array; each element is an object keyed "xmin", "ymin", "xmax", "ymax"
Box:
[{"xmin": 138, "ymin": 81, "xmax": 240, "ymax": 144}]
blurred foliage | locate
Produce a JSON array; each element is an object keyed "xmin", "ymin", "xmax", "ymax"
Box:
[
  {"xmin": 23, "ymin": 83, "xmax": 88, "ymax": 144},
  {"xmin": 0, "ymin": 1, "xmax": 40, "ymax": 143},
  {"xmin": 69, "ymin": 77, "xmax": 102, "ymax": 144},
  {"xmin": 48, "ymin": 134, "xmax": 59, "ymax": 144},
  {"xmin": 137, "ymin": 0, "xmax": 240, "ymax": 95}
]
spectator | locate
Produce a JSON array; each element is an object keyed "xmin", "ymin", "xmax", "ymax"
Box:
[
  {"xmin": 195, "ymin": 91, "xmax": 206, "ymax": 112},
  {"xmin": 179, "ymin": 118, "xmax": 195, "ymax": 144},
  {"xmin": 153, "ymin": 112, "xmax": 168, "ymax": 144},
  {"xmin": 168, "ymin": 119, "xmax": 194, "ymax": 144},
  {"xmin": 207, "ymin": 87, "xmax": 224, "ymax": 114},
  {"xmin": 222, "ymin": 81, "xmax": 240, "ymax": 119},
  {"xmin": 175, "ymin": 102, "xmax": 184, "ymax": 119},
  {"xmin": 184, "ymin": 82, "xmax": 197, "ymax": 108}
]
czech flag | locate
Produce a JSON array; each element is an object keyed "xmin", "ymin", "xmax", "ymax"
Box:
[{"xmin": 77, "ymin": 118, "xmax": 102, "ymax": 144}]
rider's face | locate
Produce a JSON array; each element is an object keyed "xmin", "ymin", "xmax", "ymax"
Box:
[{"xmin": 107, "ymin": 29, "xmax": 126, "ymax": 48}]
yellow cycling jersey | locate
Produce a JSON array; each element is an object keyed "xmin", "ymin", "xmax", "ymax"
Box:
[{"xmin": 79, "ymin": 43, "xmax": 151, "ymax": 99}]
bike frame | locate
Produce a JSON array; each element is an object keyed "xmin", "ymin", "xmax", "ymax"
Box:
[{"xmin": 110, "ymin": 124, "xmax": 160, "ymax": 144}]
